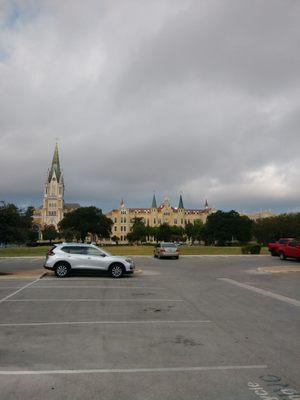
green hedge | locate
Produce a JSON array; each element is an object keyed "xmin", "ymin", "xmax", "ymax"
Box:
[{"xmin": 241, "ymin": 244, "xmax": 261, "ymax": 254}]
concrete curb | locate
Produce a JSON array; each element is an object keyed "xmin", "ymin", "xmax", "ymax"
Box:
[
  {"xmin": 0, "ymin": 269, "xmax": 47, "ymax": 280},
  {"xmin": 258, "ymin": 266, "xmax": 300, "ymax": 274}
]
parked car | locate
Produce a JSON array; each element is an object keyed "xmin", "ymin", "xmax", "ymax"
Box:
[
  {"xmin": 154, "ymin": 242, "xmax": 180, "ymax": 259},
  {"xmin": 279, "ymin": 241, "xmax": 300, "ymax": 261},
  {"xmin": 268, "ymin": 238, "xmax": 294, "ymax": 256},
  {"xmin": 44, "ymin": 243, "xmax": 135, "ymax": 278}
]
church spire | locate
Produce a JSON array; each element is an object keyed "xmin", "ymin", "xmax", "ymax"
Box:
[
  {"xmin": 151, "ymin": 193, "xmax": 157, "ymax": 208},
  {"xmin": 48, "ymin": 143, "xmax": 61, "ymax": 182},
  {"xmin": 178, "ymin": 194, "xmax": 184, "ymax": 209}
]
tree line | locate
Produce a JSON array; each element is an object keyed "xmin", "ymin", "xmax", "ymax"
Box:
[{"xmin": 1, "ymin": 201, "xmax": 300, "ymax": 246}]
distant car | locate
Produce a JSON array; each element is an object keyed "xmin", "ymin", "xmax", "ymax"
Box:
[
  {"xmin": 44, "ymin": 243, "xmax": 135, "ymax": 278},
  {"xmin": 154, "ymin": 242, "xmax": 180, "ymax": 259},
  {"xmin": 268, "ymin": 238, "xmax": 294, "ymax": 256},
  {"xmin": 279, "ymin": 241, "xmax": 300, "ymax": 261}
]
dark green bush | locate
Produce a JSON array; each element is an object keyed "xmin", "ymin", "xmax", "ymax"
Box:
[{"xmin": 241, "ymin": 244, "xmax": 261, "ymax": 254}]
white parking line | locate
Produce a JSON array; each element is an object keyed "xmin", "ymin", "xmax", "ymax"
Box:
[
  {"xmin": 0, "ymin": 319, "xmax": 211, "ymax": 327},
  {"xmin": 0, "ymin": 278, "xmax": 41, "ymax": 304},
  {"xmin": 28, "ymin": 286, "xmax": 165, "ymax": 289},
  {"xmin": 7, "ymin": 299, "xmax": 184, "ymax": 302},
  {"xmin": 218, "ymin": 278, "xmax": 300, "ymax": 307},
  {"xmin": 0, "ymin": 364, "xmax": 268, "ymax": 375}
]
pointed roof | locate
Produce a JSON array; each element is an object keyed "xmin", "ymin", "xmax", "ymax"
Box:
[
  {"xmin": 178, "ymin": 194, "xmax": 184, "ymax": 209},
  {"xmin": 205, "ymin": 199, "xmax": 209, "ymax": 209},
  {"xmin": 48, "ymin": 143, "xmax": 61, "ymax": 183},
  {"xmin": 151, "ymin": 194, "xmax": 157, "ymax": 208}
]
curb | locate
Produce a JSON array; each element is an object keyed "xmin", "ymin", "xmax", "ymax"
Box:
[
  {"xmin": 258, "ymin": 266, "xmax": 300, "ymax": 274},
  {"xmin": 0, "ymin": 269, "xmax": 47, "ymax": 280}
]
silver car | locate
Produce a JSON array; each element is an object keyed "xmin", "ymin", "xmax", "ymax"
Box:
[
  {"xmin": 44, "ymin": 243, "xmax": 135, "ymax": 278},
  {"xmin": 154, "ymin": 242, "xmax": 180, "ymax": 259}
]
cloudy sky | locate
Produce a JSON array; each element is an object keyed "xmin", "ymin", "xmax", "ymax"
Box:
[{"xmin": 0, "ymin": 0, "xmax": 299, "ymax": 213}]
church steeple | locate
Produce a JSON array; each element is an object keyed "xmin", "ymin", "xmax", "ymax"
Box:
[
  {"xmin": 151, "ymin": 193, "xmax": 157, "ymax": 208},
  {"xmin": 48, "ymin": 143, "xmax": 61, "ymax": 183},
  {"xmin": 178, "ymin": 194, "xmax": 184, "ymax": 209}
]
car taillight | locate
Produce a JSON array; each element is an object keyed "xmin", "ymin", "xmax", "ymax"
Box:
[
  {"xmin": 176, "ymin": 248, "xmax": 180, "ymax": 252},
  {"xmin": 160, "ymin": 249, "xmax": 165, "ymax": 252}
]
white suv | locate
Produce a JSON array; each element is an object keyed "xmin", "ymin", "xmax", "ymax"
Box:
[{"xmin": 44, "ymin": 243, "xmax": 135, "ymax": 278}]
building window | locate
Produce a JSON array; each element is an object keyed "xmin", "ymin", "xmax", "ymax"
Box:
[
  {"xmin": 114, "ymin": 226, "xmax": 117, "ymax": 232},
  {"xmin": 124, "ymin": 217, "xmax": 126, "ymax": 223},
  {"xmin": 124, "ymin": 226, "xmax": 126, "ymax": 232},
  {"xmin": 174, "ymin": 219, "xmax": 177, "ymax": 224},
  {"xmin": 181, "ymin": 219, "xmax": 183, "ymax": 224},
  {"xmin": 121, "ymin": 226, "xmax": 123, "ymax": 232},
  {"xmin": 154, "ymin": 218, "xmax": 156, "ymax": 224}
]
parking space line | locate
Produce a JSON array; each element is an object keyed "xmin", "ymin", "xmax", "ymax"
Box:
[
  {"xmin": 7, "ymin": 299, "xmax": 184, "ymax": 302},
  {"xmin": 218, "ymin": 278, "xmax": 300, "ymax": 307},
  {"xmin": 29, "ymin": 286, "xmax": 166, "ymax": 289},
  {"xmin": 0, "ymin": 319, "xmax": 211, "ymax": 327},
  {"xmin": 0, "ymin": 278, "xmax": 41, "ymax": 304},
  {"xmin": 0, "ymin": 365, "xmax": 268, "ymax": 375}
]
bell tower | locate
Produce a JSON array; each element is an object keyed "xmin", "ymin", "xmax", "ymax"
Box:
[{"xmin": 42, "ymin": 143, "xmax": 65, "ymax": 229}]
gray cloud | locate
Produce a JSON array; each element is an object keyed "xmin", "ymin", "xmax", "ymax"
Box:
[{"xmin": 0, "ymin": 0, "xmax": 300, "ymax": 213}]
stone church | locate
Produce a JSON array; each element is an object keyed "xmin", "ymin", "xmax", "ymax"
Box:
[{"xmin": 33, "ymin": 144, "xmax": 80, "ymax": 235}]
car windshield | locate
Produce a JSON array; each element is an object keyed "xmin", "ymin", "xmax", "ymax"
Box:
[{"xmin": 162, "ymin": 243, "xmax": 176, "ymax": 248}]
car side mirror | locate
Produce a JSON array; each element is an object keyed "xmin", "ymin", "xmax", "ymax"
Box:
[{"xmin": 100, "ymin": 253, "xmax": 106, "ymax": 257}]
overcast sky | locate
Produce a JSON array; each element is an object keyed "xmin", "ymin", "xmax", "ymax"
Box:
[{"xmin": 0, "ymin": 0, "xmax": 300, "ymax": 213}]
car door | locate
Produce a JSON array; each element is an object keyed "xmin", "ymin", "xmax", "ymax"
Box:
[
  {"xmin": 286, "ymin": 241, "xmax": 298, "ymax": 258},
  {"xmin": 68, "ymin": 246, "xmax": 91, "ymax": 269},
  {"xmin": 86, "ymin": 247, "xmax": 108, "ymax": 270}
]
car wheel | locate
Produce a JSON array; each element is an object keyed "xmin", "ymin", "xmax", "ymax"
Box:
[
  {"xmin": 109, "ymin": 263, "xmax": 124, "ymax": 278},
  {"xmin": 154, "ymin": 253, "xmax": 157, "ymax": 258},
  {"xmin": 55, "ymin": 262, "xmax": 70, "ymax": 278},
  {"xmin": 271, "ymin": 250, "xmax": 277, "ymax": 256},
  {"xmin": 175, "ymin": 256, "xmax": 179, "ymax": 260},
  {"xmin": 279, "ymin": 252, "xmax": 286, "ymax": 260}
]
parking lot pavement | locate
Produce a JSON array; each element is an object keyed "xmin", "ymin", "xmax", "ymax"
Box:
[{"xmin": 0, "ymin": 256, "xmax": 299, "ymax": 400}]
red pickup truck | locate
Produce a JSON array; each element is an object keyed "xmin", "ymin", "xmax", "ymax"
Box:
[
  {"xmin": 268, "ymin": 238, "xmax": 294, "ymax": 256},
  {"xmin": 278, "ymin": 241, "xmax": 300, "ymax": 260}
]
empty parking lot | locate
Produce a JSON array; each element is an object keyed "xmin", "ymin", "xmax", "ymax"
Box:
[{"xmin": 0, "ymin": 255, "xmax": 299, "ymax": 399}]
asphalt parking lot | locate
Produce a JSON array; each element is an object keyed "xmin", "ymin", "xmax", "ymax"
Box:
[{"xmin": 0, "ymin": 255, "xmax": 299, "ymax": 400}]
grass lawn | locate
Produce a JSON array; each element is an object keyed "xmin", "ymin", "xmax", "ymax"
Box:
[{"xmin": 0, "ymin": 245, "xmax": 269, "ymax": 257}]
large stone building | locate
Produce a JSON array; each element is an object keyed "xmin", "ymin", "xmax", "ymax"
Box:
[
  {"xmin": 106, "ymin": 195, "xmax": 214, "ymax": 243},
  {"xmin": 33, "ymin": 144, "xmax": 80, "ymax": 235},
  {"xmin": 33, "ymin": 145, "xmax": 275, "ymax": 242}
]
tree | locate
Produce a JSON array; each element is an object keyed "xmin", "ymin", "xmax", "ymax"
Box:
[
  {"xmin": 126, "ymin": 217, "xmax": 147, "ymax": 244},
  {"xmin": 156, "ymin": 223, "xmax": 173, "ymax": 242},
  {"xmin": 111, "ymin": 235, "xmax": 120, "ymax": 245},
  {"xmin": 42, "ymin": 225, "xmax": 58, "ymax": 244},
  {"xmin": 59, "ymin": 206, "xmax": 113, "ymax": 242},
  {"xmin": 0, "ymin": 202, "xmax": 35, "ymax": 244},
  {"xmin": 185, "ymin": 220, "xmax": 204, "ymax": 243},
  {"xmin": 202, "ymin": 210, "xmax": 252, "ymax": 246},
  {"xmin": 252, "ymin": 213, "xmax": 300, "ymax": 245},
  {"xmin": 170, "ymin": 226, "xmax": 185, "ymax": 242}
]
